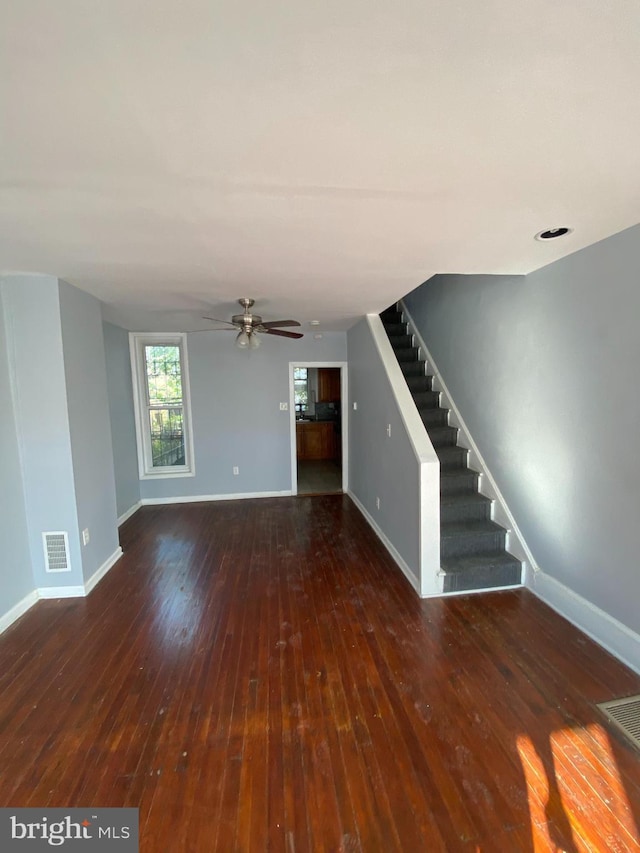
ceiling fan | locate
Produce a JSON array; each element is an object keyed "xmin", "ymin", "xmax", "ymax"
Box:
[{"xmin": 202, "ymin": 298, "xmax": 303, "ymax": 349}]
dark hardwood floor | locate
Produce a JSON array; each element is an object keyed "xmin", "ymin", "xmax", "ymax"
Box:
[{"xmin": 1, "ymin": 495, "xmax": 640, "ymax": 851}]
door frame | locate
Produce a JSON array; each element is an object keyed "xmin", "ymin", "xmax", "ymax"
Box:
[{"xmin": 289, "ymin": 361, "xmax": 348, "ymax": 496}]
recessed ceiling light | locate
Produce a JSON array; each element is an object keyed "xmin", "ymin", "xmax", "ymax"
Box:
[
  {"xmin": 534, "ymin": 227, "xmax": 573, "ymax": 241},
  {"xmin": 309, "ymin": 320, "xmax": 320, "ymax": 326}
]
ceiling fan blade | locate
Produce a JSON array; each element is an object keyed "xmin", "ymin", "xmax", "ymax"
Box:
[
  {"xmin": 265, "ymin": 328, "xmax": 304, "ymax": 339},
  {"xmin": 259, "ymin": 319, "xmax": 301, "ymax": 329},
  {"xmin": 202, "ymin": 316, "xmax": 237, "ymax": 327}
]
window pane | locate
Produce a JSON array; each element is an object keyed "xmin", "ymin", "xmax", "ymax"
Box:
[
  {"xmin": 294, "ymin": 381, "xmax": 308, "ymax": 407},
  {"xmin": 148, "ymin": 407, "xmax": 185, "ymax": 467},
  {"xmin": 145, "ymin": 345, "xmax": 183, "ymax": 405}
]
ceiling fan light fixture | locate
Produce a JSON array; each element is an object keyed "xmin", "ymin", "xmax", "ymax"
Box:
[
  {"xmin": 248, "ymin": 332, "xmax": 261, "ymax": 350},
  {"xmin": 235, "ymin": 330, "xmax": 250, "ymax": 349}
]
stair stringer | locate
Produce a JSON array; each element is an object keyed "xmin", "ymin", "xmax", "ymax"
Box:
[{"xmin": 400, "ymin": 299, "xmax": 536, "ymax": 586}]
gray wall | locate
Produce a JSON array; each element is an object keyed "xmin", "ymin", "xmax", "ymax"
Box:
[
  {"xmin": 0, "ymin": 287, "xmax": 34, "ymax": 616},
  {"xmin": 1, "ymin": 276, "xmax": 84, "ymax": 589},
  {"xmin": 59, "ymin": 282, "xmax": 119, "ymax": 583},
  {"xmin": 404, "ymin": 223, "xmax": 640, "ymax": 634},
  {"xmin": 102, "ymin": 322, "xmax": 140, "ymax": 520},
  {"xmin": 347, "ymin": 317, "xmax": 421, "ymax": 582},
  {"xmin": 139, "ymin": 331, "xmax": 347, "ymax": 500}
]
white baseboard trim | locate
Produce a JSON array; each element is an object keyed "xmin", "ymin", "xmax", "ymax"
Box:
[
  {"xmin": 531, "ymin": 570, "xmax": 640, "ymax": 676},
  {"xmin": 0, "ymin": 589, "xmax": 39, "ymax": 636},
  {"xmin": 347, "ymin": 490, "xmax": 421, "ymax": 596},
  {"xmin": 401, "ymin": 300, "xmax": 535, "ymax": 584},
  {"xmin": 0, "ymin": 548, "xmax": 125, "ymax": 630},
  {"xmin": 85, "ymin": 547, "xmax": 123, "ymax": 595},
  {"xmin": 141, "ymin": 490, "xmax": 293, "ymax": 506},
  {"xmin": 118, "ymin": 501, "xmax": 141, "ymax": 526},
  {"xmin": 37, "ymin": 585, "xmax": 86, "ymax": 599},
  {"xmin": 423, "ymin": 583, "xmax": 523, "ymax": 599}
]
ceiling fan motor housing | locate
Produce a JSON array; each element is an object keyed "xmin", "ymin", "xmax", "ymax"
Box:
[{"xmin": 232, "ymin": 312, "xmax": 262, "ymax": 328}]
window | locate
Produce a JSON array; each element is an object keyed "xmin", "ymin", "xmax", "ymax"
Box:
[
  {"xmin": 130, "ymin": 333, "xmax": 195, "ymax": 478},
  {"xmin": 294, "ymin": 367, "xmax": 309, "ymax": 415}
]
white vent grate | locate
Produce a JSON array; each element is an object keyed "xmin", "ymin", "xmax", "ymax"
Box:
[
  {"xmin": 42, "ymin": 531, "xmax": 71, "ymax": 572},
  {"xmin": 598, "ymin": 694, "xmax": 640, "ymax": 751}
]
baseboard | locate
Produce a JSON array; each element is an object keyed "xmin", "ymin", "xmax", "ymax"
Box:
[
  {"xmin": 84, "ymin": 547, "xmax": 123, "ymax": 595},
  {"xmin": 347, "ymin": 490, "xmax": 421, "ymax": 596},
  {"xmin": 118, "ymin": 501, "xmax": 141, "ymax": 526},
  {"xmin": 0, "ymin": 589, "xmax": 39, "ymax": 636},
  {"xmin": 140, "ymin": 490, "xmax": 293, "ymax": 506},
  {"xmin": 401, "ymin": 300, "xmax": 535, "ymax": 584},
  {"xmin": 530, "ymin": 570, "xmax": 640, "ymax": 676},
  {"xmin": 37, "ymin": 585, "xmax": 86, "ymax": 599}
]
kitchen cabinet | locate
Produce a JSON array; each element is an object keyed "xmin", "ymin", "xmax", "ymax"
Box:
[
  {"xmin": 317, "ymin": 368, "xmax": 340, "ymax": 402},
  {"xmin": 296, "ymin": 421, "xmax": 337, "ymax": 460}
]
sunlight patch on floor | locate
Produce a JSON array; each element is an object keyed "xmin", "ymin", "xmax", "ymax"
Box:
[{"xmin": 516, "ymin": 724, "xmax": 639, "ymax": 852}]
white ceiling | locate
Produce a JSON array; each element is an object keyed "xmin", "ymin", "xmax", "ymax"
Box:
[{"xmin": 1, "ymin": 0, "xmax": 639, "ymax": 332}]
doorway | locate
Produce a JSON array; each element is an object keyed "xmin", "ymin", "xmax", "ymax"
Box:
[{"xmin": 289, "ymin": 362, "xmax": 347, "ymax": 496}]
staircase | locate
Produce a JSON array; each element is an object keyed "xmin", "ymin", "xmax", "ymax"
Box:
[{"xmin": 380, "ymin": 304, "xmax": 522, "ymax": 594}]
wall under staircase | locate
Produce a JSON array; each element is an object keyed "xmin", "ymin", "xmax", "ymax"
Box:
[
  {"xmin": 381, "ymin": 304, "xmax": 522, "ymax": 593},
  {"xmin": 346, "ymin": 315, "xmax": 441, "ymax": 596}
]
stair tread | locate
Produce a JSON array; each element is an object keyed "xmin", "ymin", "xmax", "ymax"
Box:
[
  {"xmin": 440, "ymin": 551, "xmax": 522, "ymax": 573},
  {"xmin": 440, "ymin": 492, "xmax": 491, "ymax": 508},
  {"xmin": 441, "ymin": 519, "xmax": 506, "ymax": 537}
]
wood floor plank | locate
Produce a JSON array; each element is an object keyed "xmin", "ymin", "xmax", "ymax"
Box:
[{"xmin": 1, "ymin": 496, "xmax": 640, "ymax": 851}]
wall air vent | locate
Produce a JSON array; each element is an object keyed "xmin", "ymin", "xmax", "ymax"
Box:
[
  {"xmin": 42, "ymin": 531, "xmax": 71, "ymax": 572},
  {"xmin": 597, "ymin": 694, "xmax": 640, "ymax": 752}
]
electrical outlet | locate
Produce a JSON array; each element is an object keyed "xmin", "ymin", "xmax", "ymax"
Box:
[
  {"xmin": 82, "ymin": 528, "xmax": 90, "ymax": 546},
  {"xmin": 386, "ymin": 424, "xmax": 391, "ymax": 437},
  {"xmin": 353, "ymin": 401, "xmax": 358, "ymax": 410},
  {"xmin": 279, "ymin": 402, "xmax": 288, "ymax": 410},
  {"xmin": 376, "ymin": 497, "xmax": 380, "ymax": 510},
  {"xmin": 233, "ymin": 466, "xmax": 239, "ymax": 476}
]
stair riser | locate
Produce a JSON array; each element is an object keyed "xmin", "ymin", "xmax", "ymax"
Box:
[
  {"xmin": 401, "ymin": 364, "xmax": 426, "ymax": 379},
  {"xmin": 409, "ymin": 384, "xmax": 437, "ymax": 400},
  {"xmin": 426, "ymin": 426, "xmax": 458, "ymax": 447},
  {"xmin": 395, "ymin": 348, "xmax": 420, "ymax": 363},
  {"xmin": 442, "ymin": 563, "xmax": 522, "ymax": 593},
  {"xmin": 440, "ymin": 473, "xmax": 479, "ymax": 495},
  {"xmin": 437, "ymin": 449, "xmax": 469, "ymax": 471},
  {"xmin": 383, "ymin": 322, "xmax": 407, "ymax": 336},
  {"xmin": 440, "ymin": 501, "xmax": 491, "ymax": 524},
  {"xmin": 419, "ymin": 409, "xmax": 448, "ymax": 427},
  {"xmin": 441, "ymin": 530, "xmax": 506, "ymax": 558},
  {"xmin": 387, "ymin": 335, "xmax": 413, "ymax": 350},
  {"xmin": 381, "ymin": 309, "xmax": 402, "ymax": 323}
]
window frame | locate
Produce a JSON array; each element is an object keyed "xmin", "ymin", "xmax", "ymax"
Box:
[{"xmin": 129, "ymin": 332, "xmax": 196, "ymax": 479}]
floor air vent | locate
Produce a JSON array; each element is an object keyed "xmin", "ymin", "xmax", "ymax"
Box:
[
  {"xmin": 597, "ymin": 694, "xmax": 640, "ymax": 751},
  {"xmin": 42, "ymin": 531, "xmax": 71, "ymax": 572}
]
